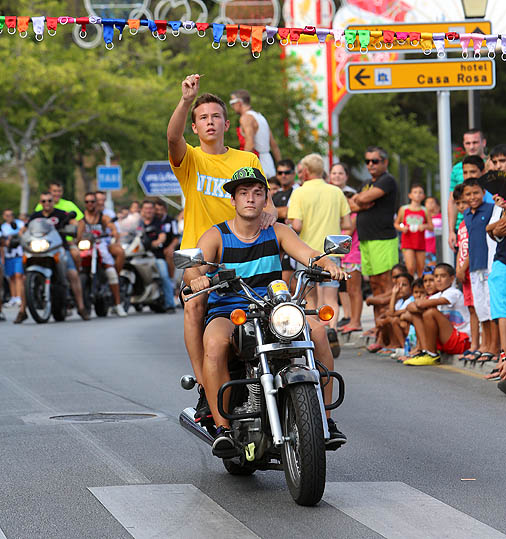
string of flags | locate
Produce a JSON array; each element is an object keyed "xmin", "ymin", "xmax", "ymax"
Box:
[{"xmin": 1, "ymin": 15, "xmax": 505, "ymax": 60}]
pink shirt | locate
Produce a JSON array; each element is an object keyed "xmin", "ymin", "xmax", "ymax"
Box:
[{"xmin": 343, "ymin": 214, "xmax": 361, "ymax": 264}]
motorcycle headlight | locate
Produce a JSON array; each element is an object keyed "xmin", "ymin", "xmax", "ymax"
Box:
[
  {"xmin": 78, "ymin": 240, "xmax": 91, "ymax": 250},
  {"xmin": 30, "ymin": 239, "xmax": 50, "ymax": 253},
  {"xmin": 270, "ymin": 303, "xmax": 305, "ymax": 340}
]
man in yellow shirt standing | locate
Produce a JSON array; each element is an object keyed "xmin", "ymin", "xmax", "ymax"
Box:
[
  {"xmin": 287, "ymin": 154, "xmax": 351, "ymax": 349},
  {"xmin": 167, "ymin": 73, "xmax": 277, "ymax": 426}
]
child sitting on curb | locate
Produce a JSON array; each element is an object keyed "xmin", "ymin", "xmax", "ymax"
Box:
[
  {"xmin": 398, "ymin": 277, "xmax": 426, "ymax": 361},
  {"xmin": 403, "ymin": 263, "xmax": 471, "ymax": 366},
  {"xmin": 375, "ymin": 273, "xmax": 414, "ymax": 355}
]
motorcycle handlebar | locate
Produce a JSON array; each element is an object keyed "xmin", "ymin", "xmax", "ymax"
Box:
[{"xmin": 182, "ymin": 286, "xmax": 192, "ymax": 295}]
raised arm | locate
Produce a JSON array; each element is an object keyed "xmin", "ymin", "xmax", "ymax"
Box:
[{"xmin": 167, "ymin": 74, "xmax": 201, "ymax": 167}]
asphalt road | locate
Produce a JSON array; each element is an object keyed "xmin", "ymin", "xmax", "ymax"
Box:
[{"xmin": 1, "ymin": 307, "xmax": 506, "ymax": 538}]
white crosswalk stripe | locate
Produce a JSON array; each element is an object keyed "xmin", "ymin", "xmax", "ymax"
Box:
[
  {"xmin": 0, "ymin": 529, "xmax": 6, "ymax": 539},
  {"xmin": 324, "ymin": 481, "xmax": 506, "ymax": 539},
  {"xmin": 89, "ymin": 483, "xmax": 259, "ymax": 538}
]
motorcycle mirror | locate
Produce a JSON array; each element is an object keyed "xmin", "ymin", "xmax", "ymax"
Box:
[
  {"xmin": 173, "ymin": 248, "xmax": 206, "ymax": 269},
  {"xmin": 324, "ymin": 235, "xmax": 352, "ymax": 255}
]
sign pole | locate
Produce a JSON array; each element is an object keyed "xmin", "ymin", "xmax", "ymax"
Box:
[
  {"xmin": 100, "ymin": 142, "xmax": 115, "ymax": 212},
  {"xmin": 437, "ymin": 88, "xmax": 453, "ymax": 265}
]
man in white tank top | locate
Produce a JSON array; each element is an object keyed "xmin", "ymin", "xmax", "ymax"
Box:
[{"xmin": 230, "ymin": 89, "xmax": 281, "ymax": 178}]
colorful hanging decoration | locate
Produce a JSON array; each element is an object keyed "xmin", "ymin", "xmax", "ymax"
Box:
[{"xmin": 0, "ymin": 16, "xmax": 504, "ymax": 61}]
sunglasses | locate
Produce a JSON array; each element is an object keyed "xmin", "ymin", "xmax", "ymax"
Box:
[
  {"xmin": 40, "ymin": 199, "xmax": 53, "ymax": 203},
  {"xmin": 85, "ymin": 199, "xmax": 96, "ymax": 203},
  {"xmin": 277, "ymin": 170, "xmax": 294, "ymax": 175},
  {"xmin": 365, "ymin": 158, "xmax": 383, "ymax": 165}
]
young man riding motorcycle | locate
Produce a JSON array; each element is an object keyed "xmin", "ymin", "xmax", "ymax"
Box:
[
  {"xmin": 184, "ymin": 167, "xmax": 348, "ymax": 457},
  {"xmin": 16, "ymin": 192, "xmax": 90, "ymax": 323},
  {"xmin": 76, "ymin": 192, "xmax": 127, "ymax": 317}
]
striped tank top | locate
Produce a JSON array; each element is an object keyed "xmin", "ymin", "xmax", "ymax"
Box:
[{"xmin": 207, "ymin": 222, "xmax": 282, "ymax": 317}]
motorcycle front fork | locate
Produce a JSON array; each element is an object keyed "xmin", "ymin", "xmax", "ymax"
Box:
[{"xmin": 252, "ymin": 319, "xmax": 329, "ymax": 447}]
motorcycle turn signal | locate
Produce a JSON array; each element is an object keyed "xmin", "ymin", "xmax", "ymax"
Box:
[
  {"xmin": 318, "ymin": 305, "xmax": 334, "ymax": 322},
  {"xmin": 230, "ymin": 309, "xmax": 247, "ymax": 325}
]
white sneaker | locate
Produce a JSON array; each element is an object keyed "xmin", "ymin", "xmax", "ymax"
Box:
[
  {"xmin": 112, "ymin": 304, "xmax": 127, "ymax": 317},
  {"xmin": 390, "ymin": 348, "xmax": 405, "ymax": 359},
  {"xmin": 4, "ymin": 297, "xmax": 18, "ymax": 308}
]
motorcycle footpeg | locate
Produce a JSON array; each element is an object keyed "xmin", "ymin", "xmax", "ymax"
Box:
[{"xmin": 180, "ymin": 375, "xmax": 196, "ymax": 390}]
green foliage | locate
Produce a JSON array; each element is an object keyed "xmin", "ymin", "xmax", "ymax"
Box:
[{"xmin": 0, "ymin": 182, "xmax": 21, "ymax": 215}]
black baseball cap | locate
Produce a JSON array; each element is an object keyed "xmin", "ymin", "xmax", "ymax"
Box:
[{"xmin": 223, "ymin": 167, "xmax": 268, "ymax": 195}]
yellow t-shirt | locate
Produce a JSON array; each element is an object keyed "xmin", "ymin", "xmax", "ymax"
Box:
[
  {"xmin": 170, "ymin": 144, "xmax": 262, "ymax": 249},
  {"xmin": 287, "ymin": 179, "xmax": 351, "ymax": 252}
]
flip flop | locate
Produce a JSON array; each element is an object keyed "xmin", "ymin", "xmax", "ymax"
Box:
[
  {"xmin": 458, "ymin": 349, "xmax": 477, "ymax": 361},
  {"xmin": 366, "ymin": 343, "xmax": 383, "ymax": 353},
  {"xmin": 476, "ymin": 352, "xmax": 495, "ymax": 365},
  {"xmin": 340, "ymin": 325, "xmax": 363, "ymax": 335}
]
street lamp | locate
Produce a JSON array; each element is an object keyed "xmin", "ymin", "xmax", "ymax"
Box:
[{"xmin": 461, "ymin": 0, "xmax": 488, "ymax": 18}]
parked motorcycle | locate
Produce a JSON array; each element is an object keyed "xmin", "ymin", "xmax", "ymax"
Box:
[
  {"xmin": 78, "ymin": 232, "xmax": 113, "ymax": 317},
  {"xmin": 176, "ymin": 235, "xmax": 351, "ymax": 506},
  {"xmin": 20, "ymin": 213, "xmax": 77, "ymax": 323},
  {"xmin": 119, "ymin": 230, "xmax": 166, "ymax": 313}
]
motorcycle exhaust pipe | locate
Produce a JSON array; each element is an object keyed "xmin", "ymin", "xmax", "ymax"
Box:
[{"xmin": 179, "ymin": 407, "xmax": 214, "ymax": 446}]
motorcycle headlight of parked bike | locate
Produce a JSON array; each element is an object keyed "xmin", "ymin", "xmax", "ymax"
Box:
[
  {"xmin": 78, "ymin": 240, "xmax": 91, "ymax": 250},
  {"xmin": 269, "ymin": 303, "xmax": 305, "ymax": 340},
  {"xmin": 29, "ymin": 239, "xmax": 50, "ymax": 253}
]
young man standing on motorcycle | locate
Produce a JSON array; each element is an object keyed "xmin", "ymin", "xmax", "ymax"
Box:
[
  {"xmin": 167, "ymin": 74, "xmax": 278, "ymax": 422},
  {"xmin": 76, "ymin": 193, "xmax": 127, "ymax": 317},
  {"xmin": 185, "ymin": 167, "xmax": 348, "ymax": 457}
]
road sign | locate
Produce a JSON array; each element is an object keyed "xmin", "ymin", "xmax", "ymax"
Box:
[
  {"xmin": 96, "ymin": 165, "xmax": 122, "ymax": 191},
  {"xmin": 346, "ymin": 59, "xmax": 495, "ymax": 93},
  {"xmin": 345, "ymin": 20, "xmax": 492, "ymax": 53},
  {"xmin": 137, "ymin": 161, "xmax": 182, "ymax": 196}
]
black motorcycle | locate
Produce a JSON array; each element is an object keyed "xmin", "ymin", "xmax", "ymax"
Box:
[{"xmin": 176, "ymin": 234, "xmax": 351, "ymax": 506}]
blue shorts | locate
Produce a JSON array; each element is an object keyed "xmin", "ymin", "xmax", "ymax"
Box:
[
  {"xmin": 489, "ymin": 259, "xmax": 506, "ymax": 319},
  {"xmin": 4, "ymin": 257, "xmax": 23, "ymax": 277},
  {"xmin": 64, "ymin": 249, "xmax": 76, "ymax": 271}
]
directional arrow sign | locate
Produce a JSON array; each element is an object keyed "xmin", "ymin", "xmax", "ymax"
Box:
[
  {"xmin": 346, "ymin": 59, "xmax": 495, "ymax": 94},
  {"xmin": 345, "ymin": 20, "xmax": 492, "ymax": 53},
  {"xmin": 137, "ymin": 161, "xmax": 182, "ymax": 196}
]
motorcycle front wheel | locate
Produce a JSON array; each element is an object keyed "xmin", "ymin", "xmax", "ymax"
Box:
[
  {"xmin": 79, "ymin": 273, "xmax": 92, "ymax": 313},
  {"xmin": 25, "ymin": 271, "xmax": 51, "ymax": 323},
  {"xmin": 281, "ymin": 383, "xmax": 326, "ymax": 506}
]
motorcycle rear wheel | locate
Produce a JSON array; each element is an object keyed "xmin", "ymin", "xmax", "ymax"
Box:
[
  {"xmin": 25, "ymin": 272, "xmax": 51, "ymax": 324},
  {"xmin": 281, "ymin": 383, "xmax": 326, "ymax": 506}
]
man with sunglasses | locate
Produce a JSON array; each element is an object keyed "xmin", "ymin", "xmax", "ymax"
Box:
[
  {"xmin": 77, "ymin": 193, "xmax": 127, "ymax": 317},
  {"xmin": 349, "ymin": 146, "xmax": 398, "ymax": 322},
  {"xmin": 15, "ymin": 192, "xmax": 90, "ymax": 323}
]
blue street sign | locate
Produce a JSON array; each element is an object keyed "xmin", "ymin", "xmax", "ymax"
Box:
[
  {"xmin": 97, "ymin": 165, "xmax": 122, "ymax": 191},
  {"xmin": 137, "ymin": 161, "xmax": 182, "ymax": 196}
]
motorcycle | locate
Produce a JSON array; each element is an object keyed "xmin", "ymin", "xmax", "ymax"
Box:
[
  {"xmin": 176, "ymin": 234, "xmax": 351, "ymax": 506},
  {"xmin": 78, "ymin": 232, "xmax": 113, "ymax": 317},
  {"xmin": 20, "ymin": 212, "xmax": 77, "ymax": 323},
  {"xmin": 119, "ymin": 229, "xmax": 166, "ymax": 313}
]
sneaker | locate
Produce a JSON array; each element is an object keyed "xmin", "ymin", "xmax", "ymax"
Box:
[
  {"xmin": 0, "ymin": 312, "xmax": 5, "ymax": 322},
  {"xmin": 403, "ymin": 352, "xmax": 440, "ymax": 366},
  {"xmin": 194, "ymin": 386, "xmax": 213, "ymax": 425},
  {"xmin": 326, "ymin": 418, "xmax": 347, "ymax": 450},
  {"xmin": 112, "ymin": 304, "xmax": 127, "ymax": 317},
  {"xmin": 212, "ymin": 426, "xmax": 238, "ymax": 458},
  {"xmin": 390, "ymin": 348, "xmax": 405, "ymax": 360},
  {"xmin": 13, "ymin": 311, "xmax": 28, "ymax": 324},
  {"xmin": 165, "ymin": 306, "xmax": 176, "ymax": 314},
  {"xmin": 337, "ymin": 317, "xmax": 350, "ymax": 329},
  {"xmin": 326, "ymin": 328, "xmax": 341, "ymax": 358},
  {"xmin": 5, "ymin": 297, "xmax": 18, "ymax": 308}
]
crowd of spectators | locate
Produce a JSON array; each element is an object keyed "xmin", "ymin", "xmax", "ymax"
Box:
[{"xmin": 2, "ymin": 129, "xmax": 506, "ymax": 393}]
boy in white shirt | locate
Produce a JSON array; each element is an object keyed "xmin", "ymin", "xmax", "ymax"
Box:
[{"xmin": 404, "ymin": 263, "xmax": 470, "ymax": 365}]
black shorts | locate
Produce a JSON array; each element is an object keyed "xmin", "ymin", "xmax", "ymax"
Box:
[{"xmin": 204, "ymin": 312, "xmax": 232, "ymax": 327}]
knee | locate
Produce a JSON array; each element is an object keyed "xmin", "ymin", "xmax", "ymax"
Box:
[{"xmin": 184, "ymin": 297, "xmax": 206, "ymax": 320}]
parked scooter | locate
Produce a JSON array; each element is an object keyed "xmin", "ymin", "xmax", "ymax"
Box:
[
  {"xmin": 119, "ymin": 229, "xmax": 166, "ymax": 313},
  {"xmin": 176, "ymin": 235, "xmax": 351, "ymax": 506},
  {"xmin": 20, "ymin": 213, "xmax": 77, "ymax": 323},
  {"xmin": 78, "ymin": 232, "xmax": 113, "ymax": 317}
]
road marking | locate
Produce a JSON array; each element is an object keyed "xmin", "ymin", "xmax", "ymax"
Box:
[
  {"xmin": 437, "ymin": 364, "xmax": 488, "ymax": 380},
  {"xmin": 89, "ymin": 484, "xmax": 259, "ymax": 538},
  {"xmin": 324, "ymin": 481, "xmax": 506, "ymax": 539},
  {"xmin": 0, "ymin": 528, "xmax": 7, "ymax": 538}
]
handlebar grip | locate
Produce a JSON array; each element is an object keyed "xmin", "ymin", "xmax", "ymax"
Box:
[{"xmin": 182, "ymin": 286, "xmax": 192, "ymax": 295}]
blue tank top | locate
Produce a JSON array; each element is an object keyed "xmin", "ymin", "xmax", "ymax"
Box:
[{"xmin": 207, "ymin": 222, "xmax": 282, "ymax": 317}]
